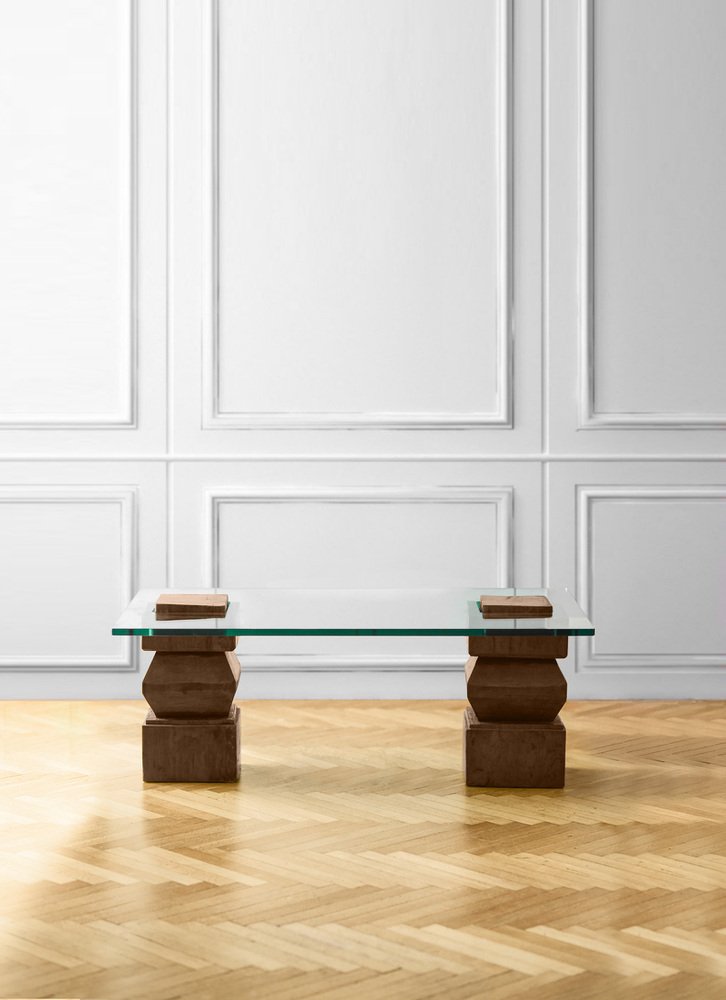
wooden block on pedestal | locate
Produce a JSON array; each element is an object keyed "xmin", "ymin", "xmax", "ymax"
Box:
[
  {"xmin": 155, "ymin": 593, "xmax": 229, "ymax": 620},
  {"xmin": 479, "ymin": 595, "xmax": 553, "ymax": 618},
  {"xmin": 463, "ymin": 706, "xmax": 565, "ymax": 788},
  {"xmin": 142, "ymin": 705, "xmax": 241, "ymax": 782},
  {"xmin": 142, "ymin": 650, "xmax": 241, "ymax": 719}
]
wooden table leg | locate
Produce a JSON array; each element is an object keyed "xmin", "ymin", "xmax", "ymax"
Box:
[
  {"xmin": 140, "ymin": 635, "xmax": 241, "ymax": 782},
  {"xmin": 463, "ymin": 635, "xmax": 568, "ymax": 788}
]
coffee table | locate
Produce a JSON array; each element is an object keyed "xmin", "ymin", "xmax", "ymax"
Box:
[{"xmin": 113, "ymin": 588, "xmax": 593, "ymax": 787}]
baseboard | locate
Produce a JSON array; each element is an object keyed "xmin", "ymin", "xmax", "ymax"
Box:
[
  {"xmin": 1, "ymin": 668, "xmax": 725, "ymax": 700},
  {"xmin": 0, "ymin": 669, "xmax": 466, "ymax": 700}
]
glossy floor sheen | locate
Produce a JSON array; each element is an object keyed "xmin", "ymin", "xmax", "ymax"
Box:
[{"xmin": 1, "ymin": 701, "xmax": 725, "ymax": 1000}]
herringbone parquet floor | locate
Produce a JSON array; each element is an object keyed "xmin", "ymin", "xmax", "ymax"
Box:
[{"xmin": 1, "ymin": 700, "xmax": 725, "ymax": 999}]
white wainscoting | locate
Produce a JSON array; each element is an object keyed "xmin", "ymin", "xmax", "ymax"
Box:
[
  {"xmin": 0, "ymin": 0, "xmax": 167, "ymax": 456},
  {"xmin": 203, "ymin": 487, "xmax": 513, "ymax": 590},
  {"xmin": 577, "ymin": 0, "xmax": 726, "ymax": 430},
  {"xmin": 546, "ymin": 0, "xmax": 726, "ymax": 454},
  {"xmin": 169, "ymin": 462, "xmax": 540, "ymax": 698},
  {"xmin": 0, "ymin": 0, "xmax": 723, "ymax": 699},
  {"xmin": 171, "ymin": 0, "xmax": 542, "ymax": 456},
  {"xmin": 576, "ymin": 488, "xmax": 726, "ymax": 669},
  {"xmin": 0, "ymin": 0, "xmax": 135, "ymax": 428},
  {"xmin": 0, "ymin": 463, "xmax": 165, "ymax": 698},
  {"xmin": 203, "ymin": 0, "xmax": 512, "ymax": 431},
  {"xmin": 548, "ymin": 463, "xmax": 726, "ymax": 698},
  {"xmin": 0, "ymin": 487, "xmax": 137, "ymax": 669}
]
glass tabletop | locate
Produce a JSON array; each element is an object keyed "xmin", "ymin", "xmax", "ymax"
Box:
[{"xmin": 112, "ymin": 588, "xmax": 594, "ymax": 637}]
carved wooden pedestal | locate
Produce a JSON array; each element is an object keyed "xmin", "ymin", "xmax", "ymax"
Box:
[
  {"xmin": 140, "ymin": 635, "xmax": 241, "ymax": 782},
  {"xmin": 463, "ymin": 635, "xmax": 568, "ymax": 788}
]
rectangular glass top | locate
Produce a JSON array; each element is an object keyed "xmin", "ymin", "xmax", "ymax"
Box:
[{"xmin": 112, "ymin": 588, "xmax": 594, "ymax": 637}]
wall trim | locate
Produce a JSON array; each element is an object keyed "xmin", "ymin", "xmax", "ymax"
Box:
[
  {"xmin": 0, "ymin": 486, "xmax": 138, "ymax": 671},
  {"xmin": 576, "ymin": 485, "xmax": 726, "ymax": 670},
  {"xmin": 0, "ymin": 0, "xmax": 139, "ymax": 430},
  {"xmin": 234, "ymin": 654, "xmax": 463, "ymax": 672},
  {"xmin": 577, "ymin": 0, "xmax": 726, "ymax": 431},
  {"xmin": 203, "ymin": 486, "xmax": 514, "ymax": 648},
  {"xmin": 201, "ymin": 0, "xmax": 513, "ymax": 430}
]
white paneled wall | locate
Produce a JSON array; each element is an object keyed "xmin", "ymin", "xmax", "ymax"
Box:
[
  {"xmin": 211, "ymin": 0, "xmax": 508, "ymax": 429},
  {"xmin": 0, "ymin": 462, "xmax": 165, "ymax": 698},
  {"xmin": 0, "ymin": 1, "xmax": 134, "ymax": 426},
  {"xmin": 0, "ymin": 0, "xmax": 723, "ymax": 698}
]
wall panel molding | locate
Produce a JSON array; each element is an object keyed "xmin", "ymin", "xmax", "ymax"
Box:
[
  {"xmin": 200, "ymin": 484, "xmax": 512, "ymax": 673},
  {"xmin": 201, "ymin": 0, "xmax": 513, "ymax": 430},
  {"xmin": 0, "ymin": 0, "xmax": 139, "ymax": 429},
  {"xmin": 204, "ymin": 485, "xmax": 513, "ymax": 588},
  {"xmin": 0, "ymin": 486, "xmax": 138, "ymax": 670},
  {"xmin": 576, "ymin": 485, "xmax": 726, "ymax": 670},
  {"xmin": 577, "ymin": 0, "xmax": 726, "ymax": 431},
  {"xmin": 228, "ymin": 653, "xmax": 462, "ymax": 672}
]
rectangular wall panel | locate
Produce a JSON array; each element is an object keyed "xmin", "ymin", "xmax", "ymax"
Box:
[
  {"xmin": 0, "ymin": 0, "xmax": 135, "ymax": 426},
  {"xmin": 206, "ymin": 0, "xmax": 511, "ymax": 429},
  {"xmin": 2, "ymin": 0, "xmax": 724, "ymax": 701},
  {"xmin": 0, "ymin": 488, "xmax": 136, "ymax": 669},
  {"xmin": 206, "ymin": 487, "xmax": 512, "ymax": 589},
  {"xmin": 547, "ymin": 462, "xmax": 726, "ymax": 698},
  {"xmin": 169, "ymin": 462, "xmax": 541, "ymax": 687},
  {"xmin": 578, "ymin": 488, "xmax": 726, "ymax": 666},
  {"xmin": 582, "ymin": 0, "xmax": 726, "ymax": 427},
  {"xmin": 0, "ymin": 462, "xmax": 166, "ymax": 698},
  {"xmin": 546, "ymin": 0, "xmax": 726, "ymax": 454},
  {"xmin": 209, "ymin": 485, "xmax": 512, "ymax": 675}
]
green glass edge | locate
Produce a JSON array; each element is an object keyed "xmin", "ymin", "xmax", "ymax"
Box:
[{"xmin": 112, "ymin": 627, "xmax": 595, "ymax": 637}]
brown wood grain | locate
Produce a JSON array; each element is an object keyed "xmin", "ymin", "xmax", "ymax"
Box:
[
  {"xmin": 468, "ymin": 634, "xmax": 568, "ymax": 658},
  {"xmin": 463, "ymin": 706, "xmax": 566, "ymax": 788},
  {"xmin": 141, "ymin": 635, "xmax": 238, "ymax": 653},
  {"xmin": 464, "ymin": 655, "xmax": 567, "ymax": 724},
  {"xmin": 480, "ymin": 595, "xmax": 553, "ymax": 618},
  {"xmin": 155, "ymin": 593, "xmax": 229, "ymax": 619},
  {"xmin": 141, "ymin": 651, "xmax": 241, "ymax": 719},
  {"xmin": 142, "ymin": 705, "xmax": 241, "ymax": 782}
]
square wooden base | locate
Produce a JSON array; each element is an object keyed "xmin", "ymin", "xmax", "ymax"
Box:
[
  {"xmin": 463, "ymin": 707, "xmax": 565, "ymax": 788},
  {"xmin": 142, "ymin": 705, "xmax": 241, "ymax": 782}
]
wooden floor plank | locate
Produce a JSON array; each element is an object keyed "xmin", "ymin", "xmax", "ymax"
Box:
[{"xmin": 1, "ymin": 699, "xmax": 725, "ymax": 998}]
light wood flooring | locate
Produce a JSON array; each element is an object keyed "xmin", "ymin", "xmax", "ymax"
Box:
[{"xmin": 1, "ymin": 700, "xmax": 726, "ymax": 999}]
